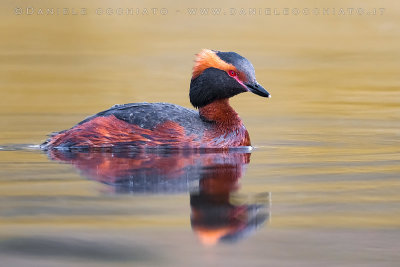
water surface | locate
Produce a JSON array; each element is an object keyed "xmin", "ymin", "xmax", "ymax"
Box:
[{"xmin": 1, "ymin": 0, "xmax": 400, "ymax": 266}]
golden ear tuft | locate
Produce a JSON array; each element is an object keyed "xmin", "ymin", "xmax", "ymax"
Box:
[{"xmin": 192, "ymin": 49, "xmax": 236, "ymax": 79}]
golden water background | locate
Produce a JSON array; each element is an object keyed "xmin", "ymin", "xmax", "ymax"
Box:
[{"xmin": 0, "ymin": 0, "xmax": 399, "ymax": 266}]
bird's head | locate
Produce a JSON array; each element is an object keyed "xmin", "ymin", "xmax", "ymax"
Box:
[{"xmin": 190, "ymin": 49, "xmax": 270, "ymax": 108}]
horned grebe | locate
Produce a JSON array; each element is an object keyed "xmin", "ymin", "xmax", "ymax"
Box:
[{"xmin": 41, "ymin": 49, "xmax": 270, "ymax": 150}]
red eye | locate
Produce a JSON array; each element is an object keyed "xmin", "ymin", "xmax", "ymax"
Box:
[{"xmin": 228, "ymin": 70, "xmax": 237, "ymax": 77}]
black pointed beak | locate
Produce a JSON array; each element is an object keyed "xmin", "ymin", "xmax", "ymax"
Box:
[{"xmin": 246, "ymin": 82, "xmax": 271, "ymax": 98}]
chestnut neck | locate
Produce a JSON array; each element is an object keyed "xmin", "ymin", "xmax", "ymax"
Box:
[{"xmin": 198, "ymin": 99, "xmax": 243, "ymax": 128}]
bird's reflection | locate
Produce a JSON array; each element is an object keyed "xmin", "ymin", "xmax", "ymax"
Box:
[{"xmin": 48, "ymin": 149, "xmax": 270, "ymax": 245}]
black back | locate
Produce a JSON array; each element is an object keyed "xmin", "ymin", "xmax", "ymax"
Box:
[{"xmin": 77, "ymin": 103, "xmax": 212, "ymax": 135}]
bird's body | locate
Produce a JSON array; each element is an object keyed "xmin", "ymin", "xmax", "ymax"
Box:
[
  {"xmin": 42, "ymin": 101, "xmax": 250, "ymax": 149},
  {"xmin": 42, "ymin": 49, "xmax": 270, "ymax": 150}
]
